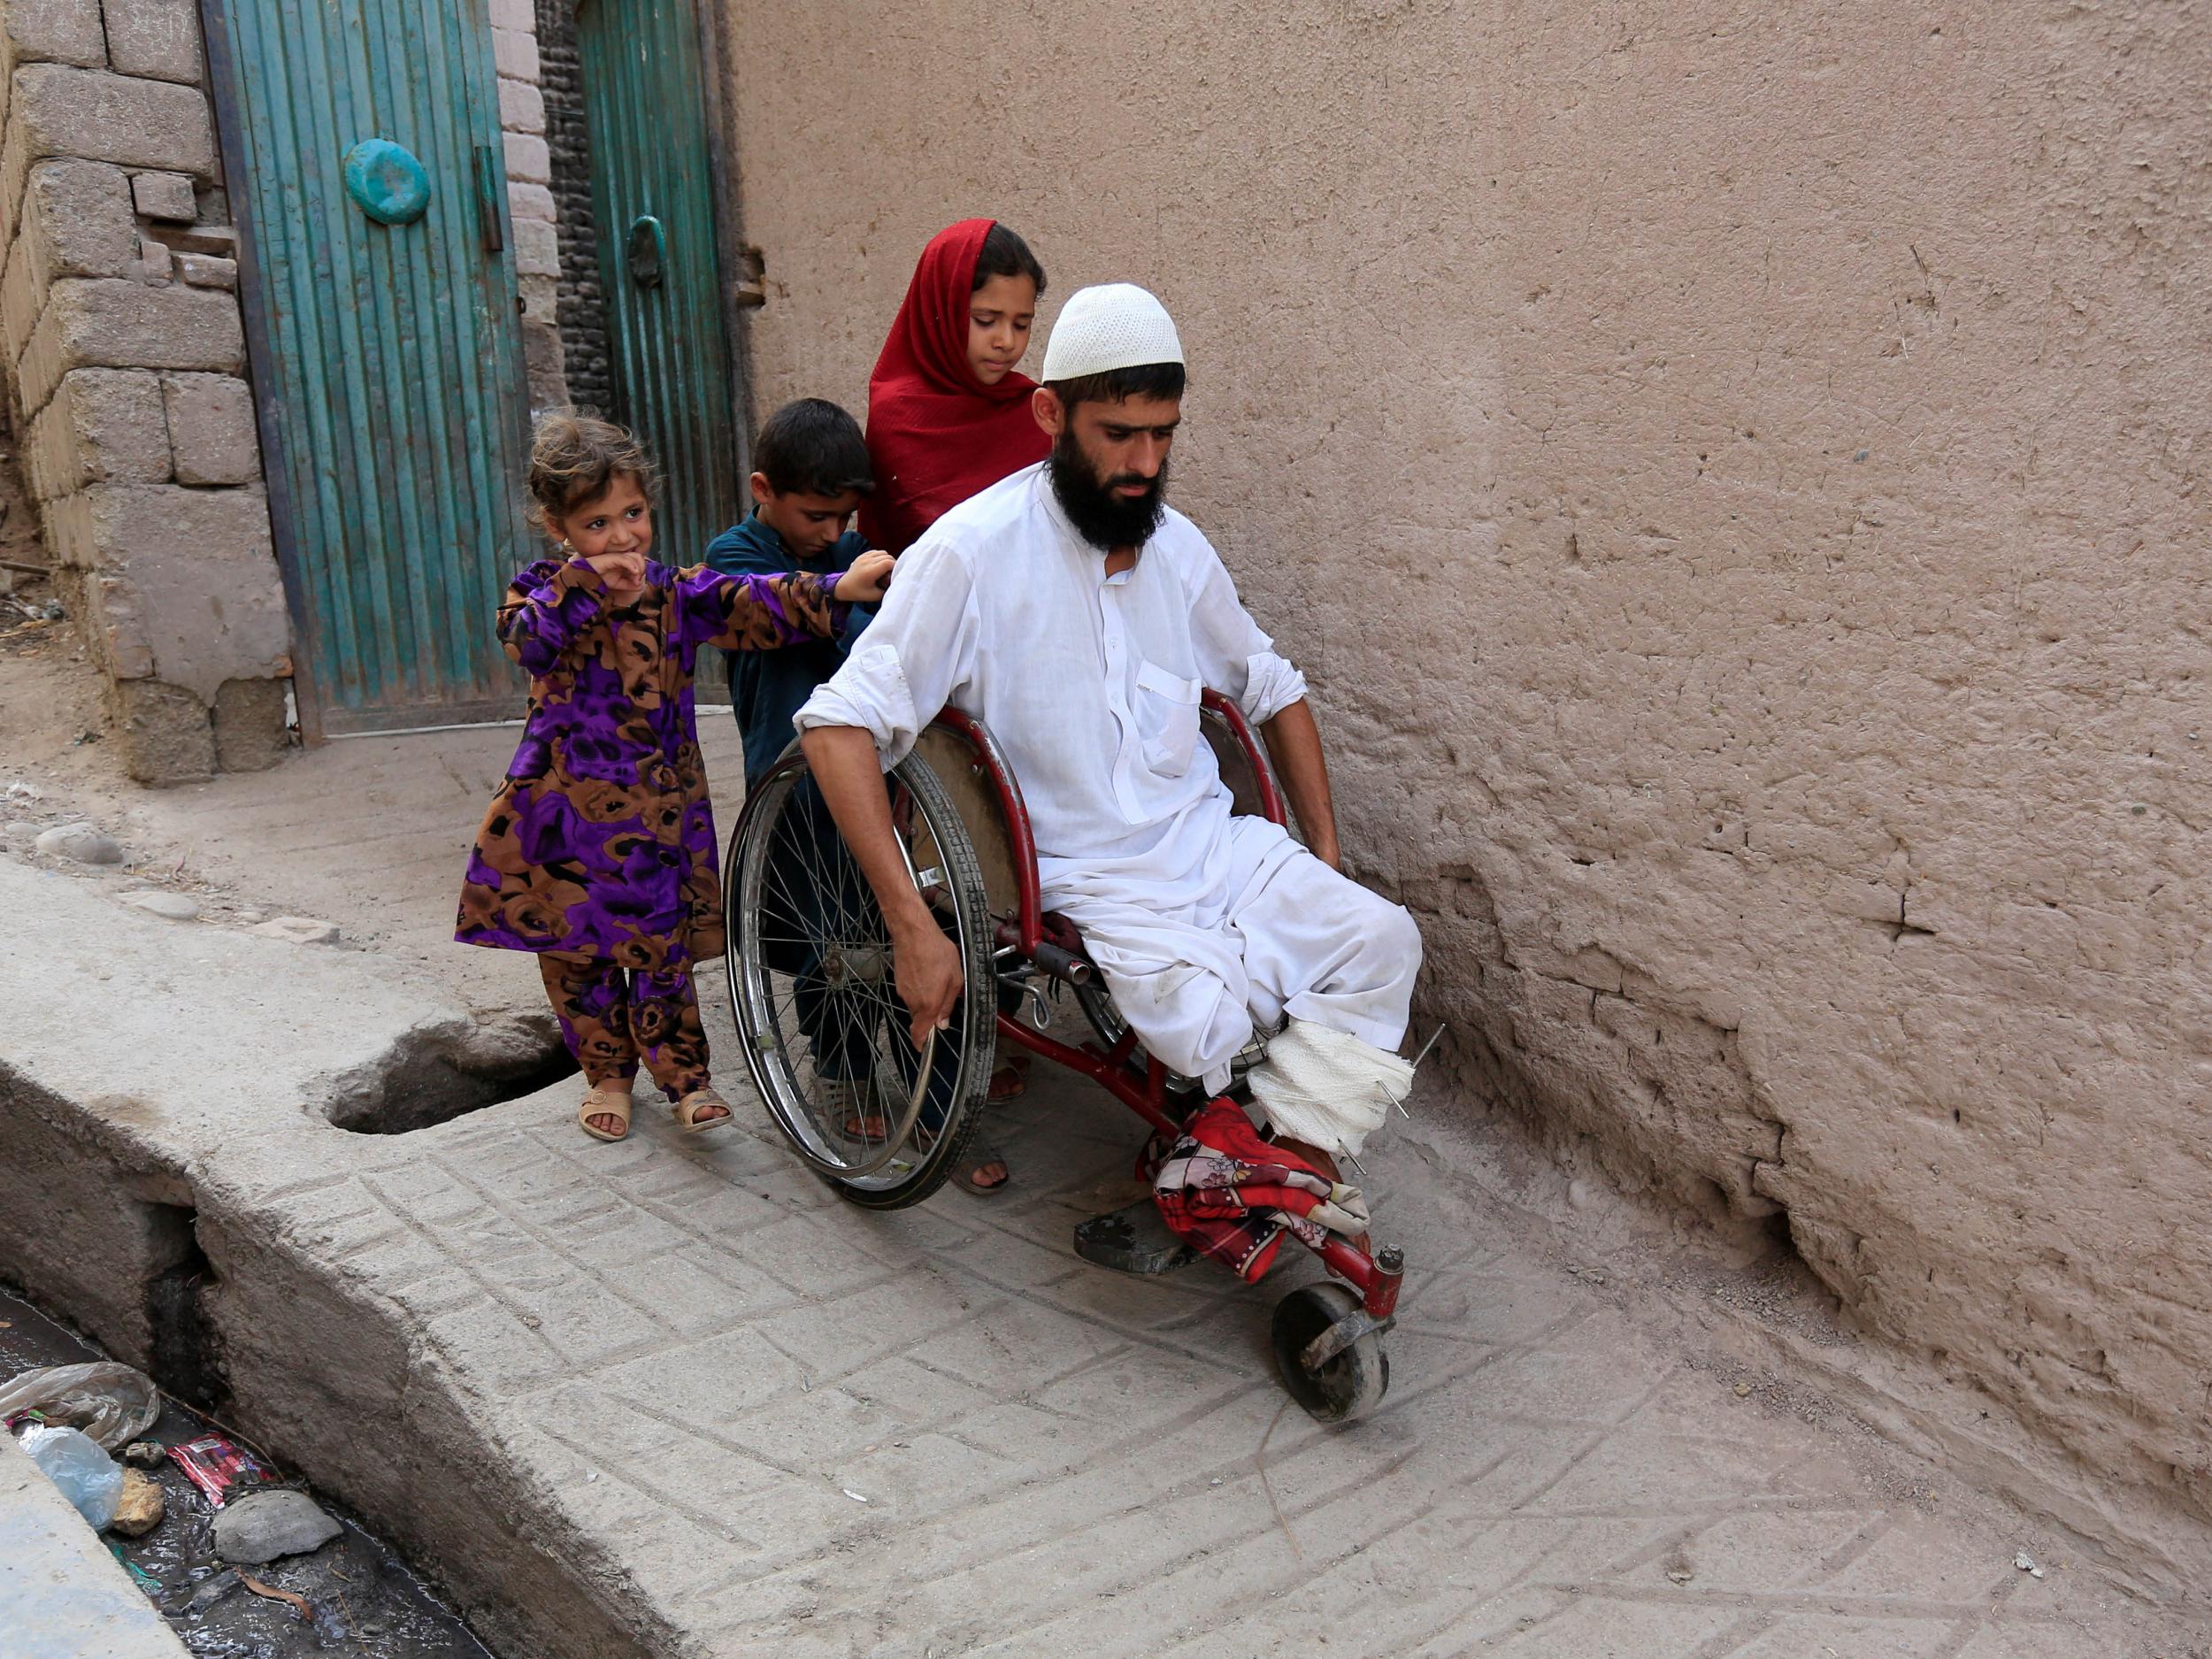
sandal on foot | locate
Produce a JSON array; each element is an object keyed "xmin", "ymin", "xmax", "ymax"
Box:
[
  {"xmin": 950, "ymin": 1134, "xmax": 1011, "ymax": 1196},
  {"xmin": 579, "ymin": 1086, "xmax": 633, "ymax": 1143},
  {"xmin": 987, "ymin": 1056, "xmax": 1029, "ymax": 1102},
  {"xmin": 672, "ymin": 1087, "xmax": 733, "ymax": 1134}
]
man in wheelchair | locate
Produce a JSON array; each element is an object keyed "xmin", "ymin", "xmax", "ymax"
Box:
[{"xmin": 795, "ymin": 282, "xmax": 1424, "ymax": 1246}]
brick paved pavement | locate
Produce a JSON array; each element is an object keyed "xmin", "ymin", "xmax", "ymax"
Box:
[{"xmin": 228, "ymin": 993, "xmax": 2188, "ymax": 1657}]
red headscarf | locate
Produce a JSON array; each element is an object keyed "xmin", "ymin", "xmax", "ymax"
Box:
[{"xmin": 859, "ymin": 219, "xmax": 1051, "ymax": 554}]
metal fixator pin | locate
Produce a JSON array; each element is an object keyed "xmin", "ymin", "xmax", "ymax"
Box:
[
  {"xmin": 1380, "ymin": 1024, "xmax": 1447, "ymax": 1118},
  {"xmin": 1408, "ymin": 1024, "xmax": 1446, "ymax": 1071},
  {"xmin": 1371, "ymin": 1079, "xmax": 1412, "ymax": 1120}
]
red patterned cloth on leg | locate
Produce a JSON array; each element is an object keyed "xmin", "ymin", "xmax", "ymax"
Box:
[{"xmin": 1147, "ymin": 1099, "xmax": 1342, "ymax": 1281}]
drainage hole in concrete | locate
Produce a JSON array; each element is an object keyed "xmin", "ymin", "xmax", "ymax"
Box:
[
  {"xmin": 4, "ymin": 1278, "xmax": 497, "ymax": 1657},
  {"xmin": 325, "ymin": 1018, "xmax": 578, "ymax": 1135}
]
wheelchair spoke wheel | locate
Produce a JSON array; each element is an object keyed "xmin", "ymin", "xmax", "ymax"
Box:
[
  {"xmin": 1271, "ymin": 1281, "xmax": 1390, "ymax": 1424},
  {"xmin": 725, "ymin": 748, "xmax": 994, "ymax": 1208}
]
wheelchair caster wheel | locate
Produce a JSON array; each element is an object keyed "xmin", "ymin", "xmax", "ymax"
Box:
[{"xmin": 1271, "ymin": 1281, "xmax": 1391, "ymax": 1424}]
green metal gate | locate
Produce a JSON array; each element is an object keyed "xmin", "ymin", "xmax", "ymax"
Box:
[
  {"xmin": 576, "ymin": 0, "xmax": 741, "ymax": 569},
  {"xmin": 204, "ymin": 0, "xmax": 532, "ymax": 737}
]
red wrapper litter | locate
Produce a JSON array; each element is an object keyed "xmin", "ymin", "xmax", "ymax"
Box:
[{"xmin": 168, "ymin": 1434, "xmax": 273, "ymax": 1507}]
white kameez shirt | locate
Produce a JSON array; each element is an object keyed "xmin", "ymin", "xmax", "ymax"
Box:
[{"xmin": 794, "ymin": 463, "xmax": 1309, "ymax": 911}]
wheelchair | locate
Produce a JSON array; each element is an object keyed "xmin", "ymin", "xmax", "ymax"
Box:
[{"xmin": 722, "ymin": 694, "xmax": 1402, "ymax": 1422}]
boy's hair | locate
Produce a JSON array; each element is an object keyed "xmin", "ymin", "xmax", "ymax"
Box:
[
  {"xmin": 755, "ymin": 398, "xmax": 875, "ymax": 498},
  {"xmin": 973, "ymin": 222, "xmax": 1047, "ymax": 298},
  {"xmin": 1045, "ymin": 361, "xmax": 1187, "ymax": 414},
  {"xmin": 526, "ymin": 408, "xmax": 657, "ymax": 532}
]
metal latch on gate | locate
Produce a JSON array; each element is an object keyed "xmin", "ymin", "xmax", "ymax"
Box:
[{"xmin": 627, "ymin": 216, "xmax": 666, "ymax": 288}]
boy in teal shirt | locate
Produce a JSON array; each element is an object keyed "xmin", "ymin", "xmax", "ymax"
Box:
[
  {"xmin": 705, "ymin": 398, "xmax": 882, "ymax": 786},
  {"xmin": 706, "ymin": 399, "xmax": 888, "ymax": 1105}
]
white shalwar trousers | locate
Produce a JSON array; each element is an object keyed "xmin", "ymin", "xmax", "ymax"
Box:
[{"xmin": 1047, "ymin": 816, "xmax": 1422, "ymax": 1098}]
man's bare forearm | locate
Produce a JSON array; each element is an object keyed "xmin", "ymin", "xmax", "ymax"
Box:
[
  {"xmin": 798, "ymin": 726, "xmax": 936, "ymax": 938},
  {"xmin": 1258, "ymin": 698, "xmax": 1340, "ymax": 868}
]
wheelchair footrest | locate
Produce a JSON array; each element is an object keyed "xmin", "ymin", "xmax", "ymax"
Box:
[{"xmin": 1073, "ymin": 1199, "xmax": 1199, "ymax": 1278}]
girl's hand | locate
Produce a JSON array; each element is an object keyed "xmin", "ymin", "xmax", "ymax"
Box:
[
  {"xmin": 835, "ymin": 550, "xmax": 895, "ymax": 603},
  {"xmin": 579, "ymin": 548, "xmax": 647, "ymax": 601}
]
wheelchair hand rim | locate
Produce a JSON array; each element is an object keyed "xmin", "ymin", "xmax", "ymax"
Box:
[{"xmin": 725, "ymin": 756, "xmax": 983, "ymax": 1187}]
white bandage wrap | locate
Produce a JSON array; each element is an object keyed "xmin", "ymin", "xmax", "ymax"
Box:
[{"xmin": 1244, "ymin": 1018, "xmax": 1413, "ymax": 1160}]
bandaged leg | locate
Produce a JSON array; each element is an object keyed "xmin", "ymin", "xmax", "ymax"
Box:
[{"xmin": 1243, "ymin": 1018, "xmax": 1414, "ymax": 1160}]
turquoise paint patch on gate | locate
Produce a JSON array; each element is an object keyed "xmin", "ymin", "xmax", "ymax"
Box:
[{"xmin": 342, "ymin": 138, "xmax": 432, "ymax": 225}]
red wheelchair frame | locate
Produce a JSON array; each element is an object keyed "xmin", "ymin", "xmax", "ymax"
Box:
[{"xmin": 928, "ymin": 692, "xmax": 1405, "ymax": 1329}]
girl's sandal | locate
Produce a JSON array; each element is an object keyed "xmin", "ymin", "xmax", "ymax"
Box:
[
  {"xmin": 672, "ymin": 1087, "xmax": 733, "ymax": 1134},
  {"xmin": 579, "ymin": 1086, "xmax": 633, "ymax": 1143}
]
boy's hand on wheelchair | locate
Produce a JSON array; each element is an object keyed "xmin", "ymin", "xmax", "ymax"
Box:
[
  {"xmin": 835, "ymin": 551, "xmax": 895, "ymax": 603},
  {"xmin": 891, "ymin": 918, "xmax": 964, "ymax": 1048}
]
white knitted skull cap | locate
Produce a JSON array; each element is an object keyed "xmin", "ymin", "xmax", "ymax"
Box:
[{"xmin": 1040, "ymin": 283, "xmax": 1185, "ymax": 382}]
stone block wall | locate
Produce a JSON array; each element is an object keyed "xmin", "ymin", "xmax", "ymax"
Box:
[{"xmin": 0, "ymin": 0, "xmax": 287, "ymax": 783}]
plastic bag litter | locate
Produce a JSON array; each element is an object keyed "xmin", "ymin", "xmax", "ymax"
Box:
[
  {"xmin": 0, "ymin": 1362, "xmax": 160, "ymax": 1450},
  {"xmin": 19, "ymin": 1423, "xmax": 124, "ymax": 1529},
  {"xmin": 169, "ymin": 1433, "xmax": 274, "ymax": 1507}
]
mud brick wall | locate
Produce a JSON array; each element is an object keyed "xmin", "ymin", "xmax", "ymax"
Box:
[
  {"xmin": 532, "ymin": 0, "xmax": 609, "ymax": 417},
  {"xmin": 717, "ymin": 0, "xmax": 2212, "ymax": 1570},
  {"xmin": 491, "ymin": 0, "xmax": 563, "ymax": 410},
  {"xmin": 0, "ymin": 0, "xmax": 288, "ymax": 781}
]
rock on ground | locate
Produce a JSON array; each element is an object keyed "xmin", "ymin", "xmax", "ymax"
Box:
[
  {"xmin": 211, "ymin": 1488, "xmax": 341, "ymax": 1563},
  {"xmin": 249, "ymin": 915, "xmax": 339, "ymax": 945},
  {"xmin": 109, "ymin": 1467, "xmax": 165, "ymax": 1538},
  {"xmin": 35, "ymin": 822, "xmax": 122, "ymax": 864},
  {"xmin": 120, "ymin": 890, "xmax": 200, "ymax": 921}
]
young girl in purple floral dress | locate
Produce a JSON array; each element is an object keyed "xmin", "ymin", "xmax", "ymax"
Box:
[{"xmin": 458, "ymin": 412, "xmax": 891, "ymax": 1142}]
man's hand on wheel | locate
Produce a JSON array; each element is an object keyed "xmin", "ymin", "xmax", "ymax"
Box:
[{"xmin": 891, "ymin": 916, "xmax": 964, "ymax": 1050}]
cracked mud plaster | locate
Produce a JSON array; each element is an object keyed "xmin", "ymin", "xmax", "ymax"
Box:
[{"xmin": 719, "ymin": 0, "xmax": 2212, "ymax": 1554}]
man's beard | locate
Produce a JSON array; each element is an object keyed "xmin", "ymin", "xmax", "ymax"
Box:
[{"xmin": 1048, "ymin": 429, "xmax": 1169, "ymax": 552}]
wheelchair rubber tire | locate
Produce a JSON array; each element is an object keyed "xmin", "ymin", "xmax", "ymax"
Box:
[
  {"xmin": 1271, "ymin": 1280, "xmax": 1390, "ymax": 1424},
  {"xmin": 725, "ymin": 745, "xmax": 995, "ymax": 1210}
]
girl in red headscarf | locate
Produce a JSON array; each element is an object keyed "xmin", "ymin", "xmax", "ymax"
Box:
[
  {"xmin": 861, "ymin": 219, "xmax": 1050, "ymax": 1193},
  {"xmin": 860, "ymin": 219, "xmax": 1050, "ymax": 556}
]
